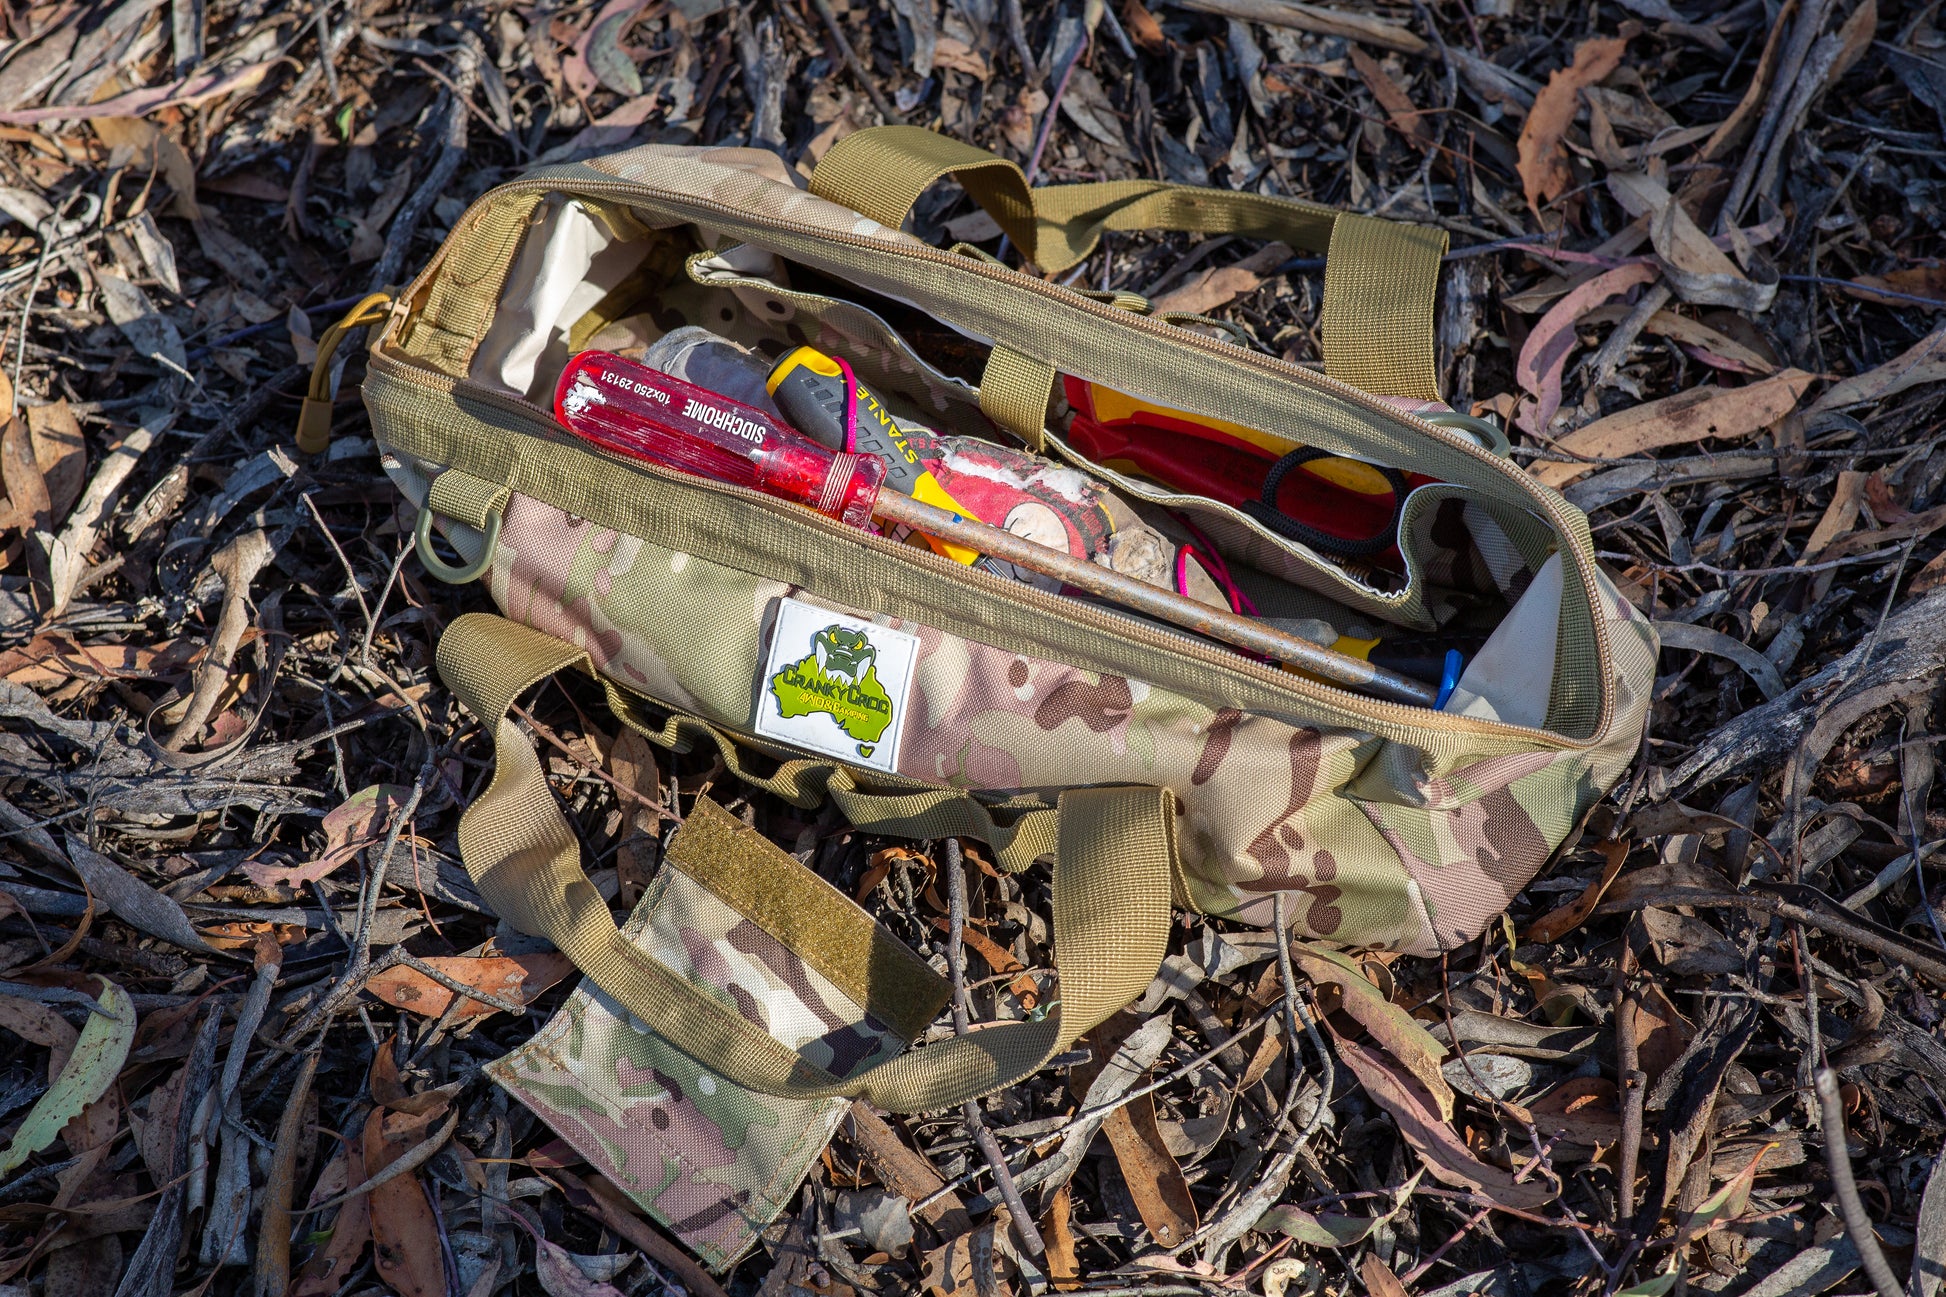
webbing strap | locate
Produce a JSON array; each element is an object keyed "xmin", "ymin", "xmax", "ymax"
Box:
[
  {"xmin": 809, "ymin": 127, "xmax": 1042, "ymax": 261},
  {"xmin": 426, "ymin": 468, "xmax": 510, "ymax": 530},
  {"xmin": 436, "ymin": 612, "xmax": 1177, "ymax": 1112},
  {"xmin": 1318, "ymin": 212, "xmax": 1446, "ymax": 404},
  {"xmin": 808, "ymin": 125, "xmax": 1448, "ymax": 442},
  {"xmin": 979, "ymin": 343, "xmax": 1060, "ymax": 449},
  {"xmin": 296, "ymin": 292, "xmax": 393, "ymax": 455}
]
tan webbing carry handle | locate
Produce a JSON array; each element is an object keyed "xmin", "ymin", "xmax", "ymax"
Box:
[
  {"xmin": 437, "ymin": 612, "xmax": 1178, "ymax": 1113},
  {"xmin": 808, "ymin": 125, "xmax": 1449, "ymax": 443}
]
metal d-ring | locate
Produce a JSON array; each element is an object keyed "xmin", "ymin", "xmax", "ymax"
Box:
[
  {"xmin": 1422, "ymin": 410, "xmax": 1512, "ymax": 458},
  {"xmin": 414, "ymin": 500, "xmax": 502, "ymax": 584}
]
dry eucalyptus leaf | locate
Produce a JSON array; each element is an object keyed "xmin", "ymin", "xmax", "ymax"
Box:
[
  {"xmin": 1516, "ymin": 36, "xmax": 1627, "ymax": 215},
  {"xmin": 66, "ymin": 841, "xmax": 215, "ymax": 953},
  {"xmin": 1152, "ymin": 241, "xmax": 1294, "ymax": 317},
  {"xmin": 1811, "ymin": 322, "xmax": 1946, "ymax": 413},
  {"xmin": 95, "ymin": 269, "xmax": 187, "ymax": 376},
  {"xmin": 193, "ymin": 213, "xmax": 272, "ymax": 285},
  {"xmin": 1334, "ymin": 1036, "xmax": 1557, "ymax": 1211},
  {"xmin": 1531, "ymin": 368, "xmax": 1814, "ymax": 487},
  {"xmin": 1058, "ymin": 67, "xmax": 1131, "ymax": 156},
  {"xmin": 0, "ymin": 978, "xmax": 132, "ymax": 1178},
  {"xmin": 1608, "ymin": 171, "xmax": 1777, "ymax": 311}
]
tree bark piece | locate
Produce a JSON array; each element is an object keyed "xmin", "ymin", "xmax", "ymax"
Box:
[
  {"xmin": 847, "ymin": 1101, "xmax": 975, "ymax": 1239},
  {"xmin": 1674, "ymin": 588, "xmax": 1946, "ymax": 792}
]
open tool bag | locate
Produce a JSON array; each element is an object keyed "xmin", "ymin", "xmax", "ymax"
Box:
[{"xmin": 338, "ymin": 126, "xmax": 1656, "ymax": 1135}]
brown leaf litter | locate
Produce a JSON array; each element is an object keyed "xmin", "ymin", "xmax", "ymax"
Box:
[{"xmin": 2, "ymin": 1, "xmax": 1946, "ymax": 1295}]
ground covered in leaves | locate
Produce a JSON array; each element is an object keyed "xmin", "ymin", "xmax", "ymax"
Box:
[{"xmin": 3, "ymin": 0, "xmax": 1946, "ymax": 1294}]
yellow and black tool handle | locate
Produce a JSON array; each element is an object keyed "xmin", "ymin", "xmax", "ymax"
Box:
[
  {"xmin": 768, "ymin": 346, "xmax": 981, "ymax": 564},
  {"xmin": 768, "ymin": 347, "xmax": 922, "ymax": 490}
]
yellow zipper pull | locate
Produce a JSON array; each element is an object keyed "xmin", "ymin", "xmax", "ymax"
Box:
[{"xmin": 297, "ymin": 292, "xmax": 394, "ymax": 455}]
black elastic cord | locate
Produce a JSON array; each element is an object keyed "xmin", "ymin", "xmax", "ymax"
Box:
[{"xmin": 1239, "ymin": 448, "xmax": 1410, "ymax": 558}]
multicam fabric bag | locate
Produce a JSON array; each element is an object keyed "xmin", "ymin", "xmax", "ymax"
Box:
[
  {"xmin": 487, "ymin": 798, "xmax": 944, "ymax": 1268},
  {"xmin": 336, "ymin": 126, "xmax": 1656, "ymax": 1127}
]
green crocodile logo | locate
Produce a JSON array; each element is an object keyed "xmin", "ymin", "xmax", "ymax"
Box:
[{"xmin": 769, "ymin": 625, "xmax": 893, "ymax": 758}]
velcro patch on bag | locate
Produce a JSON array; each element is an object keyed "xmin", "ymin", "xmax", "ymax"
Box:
[{"xmin": 754, "ymin": 597, "xmax": 919, "ymax": 773}]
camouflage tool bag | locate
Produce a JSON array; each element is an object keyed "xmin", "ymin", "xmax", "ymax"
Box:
[{"xmin": 330, "ymin": 126, "xmax": 1657, "ymax": 1226}]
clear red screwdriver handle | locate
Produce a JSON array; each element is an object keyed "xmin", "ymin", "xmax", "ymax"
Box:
[{"xmin": 554, "ymin": 350, "xmax": 884, "ymax": 529}]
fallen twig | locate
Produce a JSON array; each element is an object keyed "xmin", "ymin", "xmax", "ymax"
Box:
[
  {"xmin": 943, "ymin": 834, "xmax": 1047, "ymax": 1261},
  {"xmin": 299, "ymin": 1109, "xmax": 460, "ymax": 1216},
  {"xmin": 1814, "ymin": 1068, "xmax": 1904, "ymax": 1297},
  {"xmin": 807, "ymin": 0, "xmax": 903, "ymax": 125},
  {"xmin": 1597, "ymin": 883, "xmax": 1946, "ymax": 985},
  {"xmin": 250, "ymin": 1047, "xmax": 318, "ymax": 1297},
  {"xmin": 547, "ymin": 1167, "xmax": 734, "ymax": 1297}
]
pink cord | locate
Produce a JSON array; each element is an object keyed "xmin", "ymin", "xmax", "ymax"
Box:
[
  {"xmin": 1174, "ymin": 544, "xmax": 1200, "ymax": 597},
  {"xmin": 1176, "ymin": 543, "xmax": 1255, "ymax": 616},
  {"xmin": 834, "ymin": 354, "xmax": 861, "ymax": 454},
  {"xmin": 1172, "ymin": 513, "xmax": 1258, "ymax": 616}
]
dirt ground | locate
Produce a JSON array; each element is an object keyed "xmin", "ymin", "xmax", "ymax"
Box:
[{"xmin": 3, "ymin": 0, "xmax": 1946, "ymax": 1294}]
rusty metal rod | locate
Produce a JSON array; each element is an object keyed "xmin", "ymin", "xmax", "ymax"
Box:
[{"xmin": 870, "ymin": 491, "xmax": 1440, "ymax": 707}]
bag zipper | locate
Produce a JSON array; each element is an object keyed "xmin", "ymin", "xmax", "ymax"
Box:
[
  {"xmin": 520, "ymin": 176, "xmax": 1567, "ymax": 505},
  {"xmin": 685, "ymin": 252, "xmax": 1415, "ymax": 606},
  {"xmin": 516, "ymin": 170, "xmax": 1616, "ymax": 735},
  {"xmin": 372, "ymin": 349, "xmax": 1592, "ymax": 747}
]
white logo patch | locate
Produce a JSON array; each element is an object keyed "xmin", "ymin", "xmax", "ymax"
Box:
[{"xmin": 753, "ymin": 598, "xmax": 918, "ymax": 774}]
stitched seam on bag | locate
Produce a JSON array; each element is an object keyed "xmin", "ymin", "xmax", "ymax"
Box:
[
  {"xmin": 431, "ymin": 160, "xmax": 1619, "ymax": 735},
  {"xmin": 666, "ymin": 817, "xmax": 949, "ymax": 1036},
  {"xmin": 513, "ymin": 1036, "xmax": 769, "ymax": 1195},
  {"xmin": 372, "ymin": 368, "xmax": 1602, "ymax": 753}
]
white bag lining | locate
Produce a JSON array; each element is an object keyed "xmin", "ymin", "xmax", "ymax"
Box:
[
  {"xmin": 471, "ymin": 196, "xmax": 651, "ymax": 401},
  {"xmin": 1444, "ymin": 552, "xmax": 1563, "ymax": 727}
]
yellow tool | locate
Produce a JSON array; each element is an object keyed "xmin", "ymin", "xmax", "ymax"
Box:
[{"xmin": 767, "ymin": 346, "xmax": 983, "ymax": 565}]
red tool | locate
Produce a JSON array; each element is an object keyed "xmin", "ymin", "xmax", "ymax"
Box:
[
  {"xmin": 557, "ymin": 350, "xmax": 886, "ymax": 530},
  {"xmin": 552, "ymin": 350, "xmax": 1439, "ymax": 707},
  {"xmin": 1063, "ymin": 377, "xmax": 1427, "ymax": 564}
]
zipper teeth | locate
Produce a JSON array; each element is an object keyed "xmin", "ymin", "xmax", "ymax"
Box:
[
  {"xmin": 378, "ymin": 353, "xmax": 1580, "ymax": 745},
  {"xmin": 460, "ymin": 371, "xmax": 1343, "ymax": 679},
  {"xmin": 455, "ymin": 369, "xmax": 1435, "ymax": 719},
  {"xmin": 371, "ymin": 174, "xmax": 1620, "ymax": 744},
  {"xmin": 519, "ymin": 178, "xmax": 1530, "ymax": 477},
  {"xmin": 698, "ymin": 260, "xmax": 1409, "ymax": 600},
  {"xmin": 526, "ymin": 172, "xmax": 1616, "ymax": 731}
]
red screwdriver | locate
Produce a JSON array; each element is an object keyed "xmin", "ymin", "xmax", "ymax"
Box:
[{"xmin": 552, "ymin": 350, "xmax": 1439, "ymax": 707}]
